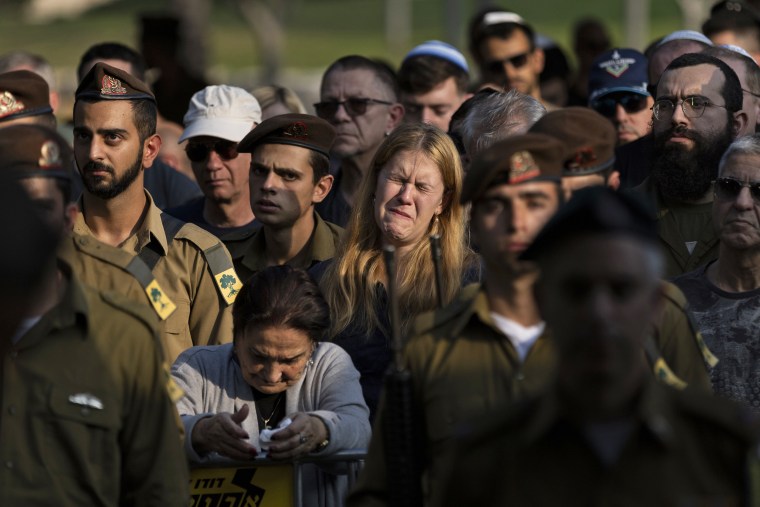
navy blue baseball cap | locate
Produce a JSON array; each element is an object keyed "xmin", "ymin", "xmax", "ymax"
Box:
[{"xmin": 588, "ymin": 48, "xmax": 649, "ymax": 103}]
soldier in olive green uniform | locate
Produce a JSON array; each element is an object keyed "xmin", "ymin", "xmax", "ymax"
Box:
[
  {"xmin": 233, "ymin": 114, "xmax": 343, "ymax": 281},
  {"xmin": 0, "ymin": 124, "xmax": 188, "ymax": 507},
  {"xmin": 71, "ymin": 63, "xmax": 239, "ymax": 362},
  {"xmin": 439, "ymin": 187, "xmax": 760, "ymax": 507}
]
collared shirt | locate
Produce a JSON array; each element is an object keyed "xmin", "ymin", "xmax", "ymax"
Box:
[
  {"xmin": 73, "ymin": 191, "xmax": 235, "ymax": 363},
  {"xmin": 633, "ymin": 178, "xmax": 719, "ymax": 278},
  {"xmin": 439, "ymin": 381, "xmax": 759, "ymax": 507},
  {"xmin": 233, "ymin": 212, "xmax": 344, "ymax": 283},
  {"xmin": 0, "ymin": 268, "xmax": 188, "ymax": 506}
]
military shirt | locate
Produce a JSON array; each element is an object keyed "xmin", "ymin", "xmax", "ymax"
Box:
[
  {"xmin": 348, "ymin": 284, "xmax": 713, "ymax": 507},
  {"xmin": 73, "ymin": 191, "xmax": 236, "ymax": 363},
  {"xmin": 0, "ymin": 269, "xmax": 189, "ymax": 506},
  {"xmin": 632, "ymin": 178, "xmax": 719, "ymax": 278},
  {"xmin": 439, "ymin": 381, "xmax": 760, "ymax": 507},
  {"xmin": 233, "ymin": 212, "xmax": 344, "ymax": 283}
]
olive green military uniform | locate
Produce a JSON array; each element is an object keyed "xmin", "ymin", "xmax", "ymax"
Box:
[
  {"xmin": 348, "ymin": 284, "xmax": 713, "ymax": 507},
  {"xmin": 633, "ymin": 178, "xmax": 719, "ymax": 278},
  {"xmin": 233, "ymin": 212, "xmax": 344, "ymax": 282},
  {"xmin": 438, "ymin": 380, "xmax": 760, "ymax": 507},
  {"xmin": 73, "ymin": 191, "xmax": 238, "ymax": 363},
  {"xmin": 0, "ymin": 265, "xmax": 189, "ymax": 506}
]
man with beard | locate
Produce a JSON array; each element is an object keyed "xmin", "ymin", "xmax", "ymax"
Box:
[
  {"xmin": 636, "ymin": 52, "xmax": 747, "ymax": 278},
  {"xmin": 72, "ymin": 63, "xmax": 239, "ymax": 362}
]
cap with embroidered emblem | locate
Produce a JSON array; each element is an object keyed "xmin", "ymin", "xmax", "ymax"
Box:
[
  {"xmin": 588, "ymin": 48, "xmax": 649, "ymax": 103},
  {"xmin": 236, "ymin": 113, "xmax": 336, "ymax": 157},
  {"xmin": 0, "ymin": 70, "xmax": 53, "ymax": 123},
  {"xmin": 75, "ymin": 62, "xmax": 155, "ymax": 102},
  {"xmin": 461, "ymin": 133, "xmax": 565, "ymax": 204},
  {"xmin": 529, "ymin": 107, "xmax": 616, "ymax": 176},
  {"xmin": 0, "ymin": 124, "xmax": 72, "ymax": 180}
]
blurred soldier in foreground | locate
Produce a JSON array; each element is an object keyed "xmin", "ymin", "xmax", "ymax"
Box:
[
  {"xmin": 0, "ymin": 124, "xmax": 189, "ymax": 506},
  {"xmin": 440, "ymin": 187, "xmax": 760, "ymax": 507}
]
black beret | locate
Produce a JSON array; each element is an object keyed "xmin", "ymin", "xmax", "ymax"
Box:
[
  {"xmin": 462, "ymin": 133, "xmax": 565, "ymax": 204},
  {"xmin": 75, "ymin": 62, "xmax": 155, "ymax": 102},
  {"xmin": 237, "ymin": 113, "xmax": 336, "ymax": 157},
  {"xmin": 0, "ymin": 124, "xmax": 72, "ymax": 180},
  {"xmin": 520, "ymin": 186, "xmax": 658, "ymax": 261},
  {"xmin": 529, "ymin": 107, "xmax": 617, "ymax": 176},
  {"xmin": 0, "ymin": 70, "xmax": 53, "ymax": 123}
]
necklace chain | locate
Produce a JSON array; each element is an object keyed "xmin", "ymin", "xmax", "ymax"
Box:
[{"xmin": 256, "ymin": 392, "xmax": 284, "ymax": 429}]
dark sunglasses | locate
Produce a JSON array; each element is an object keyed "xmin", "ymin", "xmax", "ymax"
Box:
[
  {"xmin": 313, "ymin": 97, "xmax": 392, "ymax": 118},
  {"xmin": 185, "ymin": 140, "xmax": 239, "ymax": 162},
  {"xmin": 590, "ymin": 94, "xmax": 650, "ymax": 117},
  {"xmin": 714, "ymin": 177, "xmax": 760, "ymax": 203},
  {"xmin": 486, "ymin": 52, "xmax": 531, "ymax": 74}
]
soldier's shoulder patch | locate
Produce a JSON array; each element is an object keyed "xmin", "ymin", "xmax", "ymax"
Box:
[
  {"xmin": 163, "ymin": 361, "xmax": 185, "ymax": 403},
  {"xmin": 653, "ymin": 358, "xmax": 688, "ymax": 390},
  {"xmin": 215, "ymin": 268, "xmax": 243, "ymax": 305}
]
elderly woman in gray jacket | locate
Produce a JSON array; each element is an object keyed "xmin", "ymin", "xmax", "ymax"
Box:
[{"xmin": 172, "ymin": 265, "xmax": 371, "ymax": 507}]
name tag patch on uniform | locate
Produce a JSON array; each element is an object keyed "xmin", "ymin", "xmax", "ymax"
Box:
[
  {"xmin": 215, "ymin": 268, "xmax": 243, "ymax": 305},
  {"xmin": 68, "ymin": 393, "xmax": 103, "ymax": 410},
  {"xmin": 144, "ymin": 279, "xmax": 177, "ymax": 320}
]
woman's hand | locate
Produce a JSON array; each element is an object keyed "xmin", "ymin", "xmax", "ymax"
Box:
[
  {"xmin": 267, "ymin": 412, "xmax": 328, "ymax": 460},
  {"xmin": 192, "ymin": 404, "xmax": 258, "ymax": 460}
]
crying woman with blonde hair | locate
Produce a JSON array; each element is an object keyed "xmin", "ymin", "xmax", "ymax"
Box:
[{"xmin": 310, "ymin": 122, "xmax": 479, "ymax": 419}]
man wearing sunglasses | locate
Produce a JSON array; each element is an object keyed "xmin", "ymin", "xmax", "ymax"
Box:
[
  {"xmin": 468, "ymin": 9, "xmax": 556, "ymax": 110},
  {"xmin": 314, "ymin": 55, "xmax": 404, "ymax": 227},
  {"xmin": 674, "ymin": 134, "xmax": 760, "ymax": 412},
  {"xmin": 167, "ymin": 85, "xmax": 261, "ymax": 258},
  {"xmin": 588, "ymin": 48, "xmax": 654, "ymax": 146},
  {"xmin": 637, "ymin": 52, "xmax": 748, "ymax": 279}
]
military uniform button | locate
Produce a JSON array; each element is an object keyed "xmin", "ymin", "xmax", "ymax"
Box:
[{"xmin": 78, "ymin": 237, "xmax": 88, "ymax": 246}]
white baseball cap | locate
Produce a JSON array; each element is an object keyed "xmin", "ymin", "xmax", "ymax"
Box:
[{"xmin": 179, "ymin": 85, "xmax": 262, "ymax": 143}]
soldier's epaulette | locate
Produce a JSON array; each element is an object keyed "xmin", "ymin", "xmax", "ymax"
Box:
[
  {"xmin": 411, "ymin": 284, "xmax": 480, "ymax": 336},
  {"xmin": 71, "ymin": 233, "xmax": 138, "ymax": 270},
  {"xmin": 173, "ymin": 222, "xmax": 243, "ymax": 306},
  {"xmin": 662, "ymin": 281, "xmax": 719, "ymax": 368}
]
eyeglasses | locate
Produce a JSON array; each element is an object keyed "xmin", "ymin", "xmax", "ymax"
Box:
[
  {"xmin": 485, "ymin": 51, "xmax": 531, "ymax": 74},
  {"xmin": 714, "ymin": 177, "xmax": 760, "ymax": 203},
  {"xmin": 590, "ymin": 93, "xmax": 650, "ymax": 117},
  {"xmin": 652, "ymin": 95, "xmax": 727, "ymax": 121},
  {"xmin": 185, "ymin": 140, "xmax": 239, "ymax": 162},
  {"xmin": 313, "ymin": 98, "xmax": 393, "ymax": 118}
]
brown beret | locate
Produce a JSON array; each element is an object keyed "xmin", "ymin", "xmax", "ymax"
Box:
[
  {"xmin": 0, "ymin": 124, "xmax": 72, "ymax": 180},
  {"xmin": 0, "ymin": 70, "xmax": 53, "ymax": 123},
  {"xmin": 529, "ymin": 107, "xmax": 616, "ymax": 176},
  {"xmin": 237, "ymin": 113, "xmax": 336, "ymax": 157},
  {"xmin": 75, "ymin": 62, "xmax": 155, "ymax": 103},
  {"xmin": 462, "ymin": 133, "xmax": 565, "ymax": 204}
]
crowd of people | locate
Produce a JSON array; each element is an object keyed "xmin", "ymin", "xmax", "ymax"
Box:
[{"xmin": 4, "ymin": 1, "xmax": 760, "ymax": 505}]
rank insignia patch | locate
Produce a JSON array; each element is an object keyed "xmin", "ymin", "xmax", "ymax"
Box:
[
  {"xmin": 216, "ymin": 268, "xmax": 242, "ymax": 305},
  {"xmin": 145, "ymin": 279, "xmax": 177, "ymax": 320}
]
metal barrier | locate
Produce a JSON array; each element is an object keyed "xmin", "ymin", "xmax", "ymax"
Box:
[{"xmin": 189, "ymin": 449, "xmax": 367, "ymax": 507}]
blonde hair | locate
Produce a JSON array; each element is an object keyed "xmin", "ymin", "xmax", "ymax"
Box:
[
  {"xmin": 251, "ymin": 85, "xmax": 307, "ymax": 114},
  {"xmin": 321, "ymin": 123, "xmax": 472, "ymax": 339}
]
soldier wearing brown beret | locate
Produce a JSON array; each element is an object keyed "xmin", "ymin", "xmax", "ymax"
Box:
[
  {"xmin": 0, "ymin": 70, "xmax": 55, "ymax": 127},
  {"xmin": 349, "ymin": 133, "xmax": 566, "ymax": 507},
  {"xmin": 0, "ymin": 123, "xmax": 189, "ymax": 506},
  {"xmin": 71, "ymin": 62, "xmax": 239, "ymax": 363},
  {"xmin": 232, "ymin": 113, "xmax": 343, "ymax": 281}
]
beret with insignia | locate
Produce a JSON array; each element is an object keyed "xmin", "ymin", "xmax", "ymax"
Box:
[
  {"xmin": 0, "ymin": 70, "xmax": 53, "ymax": 123},
  {"xmin": 462, "ymin": 133, "xmax": 565, "ymax": 204},
  {"xmin": 529, "ymin": 107, "xmax": 616, "ymax": 176},
  {"xmin": 0, "ymin": 124, "xmax": 72, "ymax": 180},
  {"xmin": 75, "ymin": 62, "xmax": 155, "ymax": 103},
  {"xmin": 520, "ymin": 185, "xmax": 658, "ymax": 261},
  {"xmin": 237, "ymin": 113, "xmax": 336, "ymax": 157}
]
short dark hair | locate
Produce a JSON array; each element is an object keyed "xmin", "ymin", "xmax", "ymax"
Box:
[
  {"xmin": 398, "ymin": 55, "xmax": 469, "ymax": 95},
  {"xmin": 75, "ymin": 97, "xmax": 157, "ymax": 143},
  {"xmin": 309, "ymin": 150, "xmax": 330, "ymax": 183},
  {"xmin": 662, "ymin": 52, "xmax": 743, "ymax": 113},
  {"xmin": 322, "ymin": 55, "xmax": 399, "ymax": 101},
  {"xmin": 77, "ymin": 42, "xmax": 147, "ymax": 81},
  {"xmin": 232, "ymin": 265, "xmax": 330, "ymax": 343},
  {"xmin": 468, "ymin": 8, "xmax": 536, "ymax": 67}
]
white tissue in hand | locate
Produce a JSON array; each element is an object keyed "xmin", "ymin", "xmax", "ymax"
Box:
[{"xmin": 257, "ymin": 417, "xmax": 293, "ymax": 457}]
